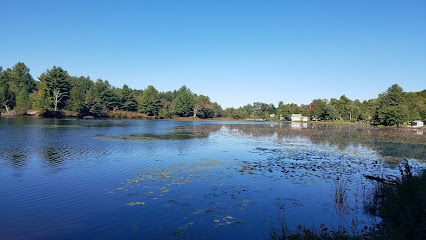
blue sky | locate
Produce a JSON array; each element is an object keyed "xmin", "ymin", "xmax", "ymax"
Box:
[{"xmin": 1, "ymin": 0, "xmax": 425, "ymax": 108}]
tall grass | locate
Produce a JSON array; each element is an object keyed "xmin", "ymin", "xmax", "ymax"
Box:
[
  {"xmin": 271, "ymin": 160, "xmax": 426, "ymax": 240},
  {"xmin": 365, "ymin": 160, "xmax": 426, "ymax": 240}
]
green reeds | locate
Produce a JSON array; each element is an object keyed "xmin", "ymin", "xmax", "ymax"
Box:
[{"xmin": 271, "ymin": 160, "xmax": 426, "ymax": 240}]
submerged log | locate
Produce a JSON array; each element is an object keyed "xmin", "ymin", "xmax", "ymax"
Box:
[{"xmin": 364, "ymin": 174, "xmax": 398, "ymax": 184}]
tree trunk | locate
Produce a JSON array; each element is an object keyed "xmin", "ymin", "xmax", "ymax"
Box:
[
  {"xmin": 193, "ymin": 105, "xmax": 198, "ymax": 118},
  {"xmin": 89, "ymin": 103, "xmax": 98, "ymax": 114},
  {"xmin": 3, "ymin": 104, "xmax": 10, "ymax": 115}
]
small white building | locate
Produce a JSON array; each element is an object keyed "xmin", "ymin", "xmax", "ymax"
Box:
[
  {"xmin": 291, "ymin": 114, "xmax": 308, "ymax": 121},
  {"xmin": 291, "ymin": 114, "xmax": 302, "ymax": 121},
  {"xmin": 412, "ymin": 120, "xmax": 424, "ymax": 128}
]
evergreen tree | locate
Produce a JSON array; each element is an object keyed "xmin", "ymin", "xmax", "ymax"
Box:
[
  {"xmin": 15, "ymin": 88, "xmax": 32, "ymax": 113},
  {"xmin": 93, "ymin": 79, "xmax": 120, "ymax": 110},
  {"xmin": 67, "ymin": 76, "xmax": 93, "ymax": 114},
  {"xmin": 137, "ymin": 85, "xmax": 161, "ymax": 116},
  {"xmin": 0, "ymin": 69, "xmax": 15, "ymax": 114},
  {"xmin": 9, "ymin": 62, "xmax": 36, "ymax": 93},
  {"xmin": 121, "ymin": 84, "xmax": 137, "ymax": 111},
  {"xmin": 38, "ymin": 66, "xmax": 71, "ymax": 111},
  {"xmin": 172, "ymin": 86, "xmax": 194, "ymax": 117},
  {"xmin": 373, "ymin": 84, "xmax": 409, "ymax": 126}
]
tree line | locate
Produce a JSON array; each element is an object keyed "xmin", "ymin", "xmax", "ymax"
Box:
[
  {"xmin": 223, "ymin": 84, "xmax": 425, "ymax": 126},
  {"xmin": 0, "ymin": 62, "xmax": 223, "ymax": 119},
  {"xmin": 1, "ymin": 62, "xmax": 425, "ymax": 125}
]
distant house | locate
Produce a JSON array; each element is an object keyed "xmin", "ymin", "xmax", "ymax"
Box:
[
  {"xmin": 270, "ymin": 114, "xmax": 276, "ymax": 118},
  {"xmin": 412, "ymin": 120, "xmax": 424, "ymax": 128},
  {"xmin": 291, "ymin": 114, "xmax": 302, "ymax": 121},
  {"xmin": 291, "ymin": 114, "xmax": 308, "ymax": 121}
]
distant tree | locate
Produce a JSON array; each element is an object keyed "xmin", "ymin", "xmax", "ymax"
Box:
[
  {"xmin": 0, "ymin": 71, "xmax": 14, "ymax": 114},
  {"xmin": 92, "ymin": 79, "xmax": 120, "ymax": 110},
  {"xmin": 2, "ymin": 62, "xmax": 36, "ymax": 113},
  {"xmin": 158, "ymin": 108, "xmax": 170, "ymax": 119},
  {"xmin": 405, "ymin": 91, "xmax": 425, "ymax": 121},
  {"xmin": 373, "ymin": 84, "xmax": 409, "ymax": 126},
  {"xmin": 253, "ymin": 102, "xmax": 268, "ymax": 118},
  {"xmin": 324, "ymin": 104, "xmax": 339, "ymax": 120},
  {"xmin": 192, "ymin": 95, "xmax": 215, "ymax": 118},
  {"xmin": 137, "ymin": 85, "xmax": 161, "ymax": 116},
  {"xmin": 223, "ymin": 107, "xmax": 234, "ymax": 118},
  {"xmin": 242, "ymin": 104, "xmax": 254, "ymax": 118},
  {"xmin": 212, "ymin": 102, "xmax": 223, "ymax": 117},
  {"xmin": 68, "ymin": 86, "xmax": 86, "ymax": 114},
  {"xmin": 276, "ymin": 101, "xmax": 291, "ymax": 120},
  {"xmin": 172, "ymin": 86, "xmax": 194, "ymax": 117},
  {"xmin": 359, "ymin": 99, "xmax": 377, "ymax": 121},
  {"xmin": 15, "ymin": 88, "xmax": 32, "ymax": 113},
  {"xmin": 85, "ymin": 88, "xmax": 100, "ymax": 115},
  {"xmin": 266, "ymin": 103, "xmax": 276, "ymax": 115},
  {"xmin": 159, "ymin": 91, "xmax": 175, "ymax": 102},
  {"xmin": 232, "ymin": 108, "xmax": 246, "ymax": 119},
  {"xmin": 52, "ymin": 88, "xmax": 61, "ymax": 111},
  {"xmin": 38, "ymin": 66, "xmax": 71, "ymax": 111},
  {"xmin": 120, "ymin": 84, "xmax": 137, "ymax": 111},
  {"xmin": 309, "ymin": 99, "xmax": 327, "ymax": 120}
]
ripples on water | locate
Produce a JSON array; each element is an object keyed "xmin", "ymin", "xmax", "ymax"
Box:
[{"xmin": 0, "ymin": 118, "xmax": 424, "ymax": 240}]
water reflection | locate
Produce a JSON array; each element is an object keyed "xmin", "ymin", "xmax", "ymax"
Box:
[
  {"xmin": 0, "ymin": 119, "xmax": 425, "ymax": 240},
  {"xmin": 93, "ymin": 131, "xmax": 209, "ymax": 141},
  {"xmin": 290, "ymin": 122, "xmax": 308, "ymax": 130},
  {"xmin": 180, "ymin": 124, "xmax": 426, "ymax": 160}
]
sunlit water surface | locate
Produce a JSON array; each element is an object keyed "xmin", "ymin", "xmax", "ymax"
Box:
[{"xmin": 0, "ymin": 118, "xmax": 425, "ymax": 239}]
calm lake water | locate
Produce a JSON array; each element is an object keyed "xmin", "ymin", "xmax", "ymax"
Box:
[{"xmin": 0, "ymin": 118, "xmax": 425, "ymax": 240}]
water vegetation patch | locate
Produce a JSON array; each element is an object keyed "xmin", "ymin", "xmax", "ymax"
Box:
[
  {"xmin": 93, "ymin": 131, "xmax": 209, "ymax": 141},
  {"xmin": 105, "ymin": 158, "xmax": 255, "ymax": 235},
  {"xmin": 270, "ymin": 161, "xmax": 426, "ymax": 240}
]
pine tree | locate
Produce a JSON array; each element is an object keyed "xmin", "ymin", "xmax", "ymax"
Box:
[
  {"xmin": 137, "ymin": 85, "xmax": 161, "ymax": 116},
  {"xmin": 373, "ymin": 84, "xmax": 409, "ymax": 126}
]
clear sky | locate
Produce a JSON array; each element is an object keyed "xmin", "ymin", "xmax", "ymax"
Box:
[{"xmin": 1, "ymin": 0, "xmax": 425, "ymax": 108}]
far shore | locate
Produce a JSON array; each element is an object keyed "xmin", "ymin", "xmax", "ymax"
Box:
[{"xmin": 2, "ymin": 113, "xmax": 423, "ymax": 129}]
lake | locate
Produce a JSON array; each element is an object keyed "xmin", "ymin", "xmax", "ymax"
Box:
[{"xmin": 0, "ymin": 118, "xmax": 425, "ymax": 240}]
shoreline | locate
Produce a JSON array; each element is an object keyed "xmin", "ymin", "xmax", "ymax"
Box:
[{"xmin": 1, "ymin": 114, "xmax": 423, "ymax": 129}]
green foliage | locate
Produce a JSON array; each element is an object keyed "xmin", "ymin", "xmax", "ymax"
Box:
[
  {"xmin": 373, "ymin": 84, "xmax": 409, "ymax": 126},
  {"xmin": 2, "ymin": 62, "xmax": 424, "ymax": 123},
  {"xmin": 120, "ymin": 84, "xmax": 137, "ymax": 111},
  {"xmin": 212, "ymin": 102, "xmax": 223, "ymax": 117},
  {"xmin": 172, "ymin": 86, "xmax": 194, "ymax": 117},
  {"xmin": 15, "ymin": 88, "xmax": 32, "ymax": 113},
  {"xmin": 137, "ymin": 85, "xmax": 161, "ymax": 116},
  {"xmin": 8, "ymin": 62, "xmax": 36, "ymax": 93},
  {"xmin": 242, "ymin": 104, "xmax": 254, "ymax": 117},
  {"xmin": 405, "ymin": 91, "xmax": 426, "ymax": 121},
  {"xmin": 0, "ymin": 71, "xmax": 15, "ymax": 113},
  {"xmin": 276, "ymin": 101, "xmax": 292, "ymax": 120},
  {"xmin": 231, "ymin": 108, "xmax": 247, "ymax": 119},
  {"xmin": 67, "ymin": 76, "xmax": 93, "ymax": 115},
  {"xmin": 158, "ymin": 108, "xmax": 170, "ymax": 119},
  {"xmin": 92, "ymin": 79, "xmax": 120, "ymax": 110},
  {"xmin": 38, "ymin": 66, "xmax": 71, "ymax": 111},
  {"xmin": 309, "ymin": 99, "xmax": 327, "ymax": 120},
  {"xmin": 366, "ymin": 162, "xmax": 426, "ymax": 240},
  {"xmin": 253, "ymin": 102, "xmax": 269, "ymax": 118},
  {"xmin": 192, "ymin": 95, "xmax": 217, "ymax": 118}
]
